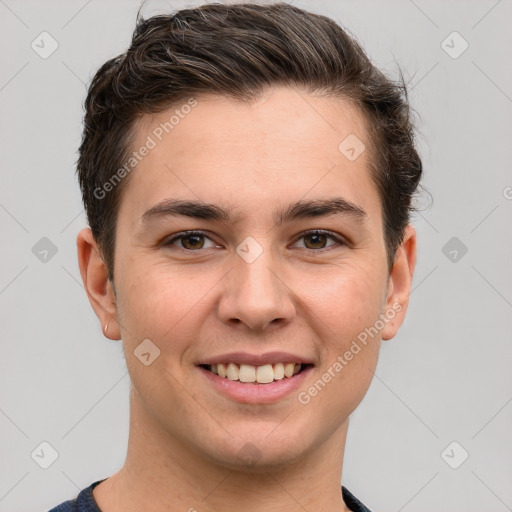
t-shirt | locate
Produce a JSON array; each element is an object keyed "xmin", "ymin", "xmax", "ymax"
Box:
[{"xmin": 47, "ymin": 478, "xmax": 373, "ymax": 512}]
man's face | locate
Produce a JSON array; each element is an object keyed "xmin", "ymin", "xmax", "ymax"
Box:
[{"xmin": 101, "ymin": 86, "xmax": 411, "ymax": 469}]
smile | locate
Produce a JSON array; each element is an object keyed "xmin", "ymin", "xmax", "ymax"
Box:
[
  {"xmin": 198, "ymin": 363, "xmax": 314, "ymax": 404},
  {"xmin": 201, "ymin": 362, "xmax": 312, "ymax": 384}
]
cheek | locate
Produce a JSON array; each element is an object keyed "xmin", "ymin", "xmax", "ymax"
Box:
[
  {"xmin": 298, "ymin": 261, "xmax": 385, "ymax": 406},
  {"xmin": 302, "ymin": 259, "xmax": 388, "ymax": 342},
  {"xmin": 117, "ymin": 251, "xmax": 388, "ymax": 347},
  {"xmin": 115, "ymin": 263, "xmax": 219, "ymax": 353},
  {"xmin": 114, "ymin": 266, "xmax": 211, "ymax": 411}
]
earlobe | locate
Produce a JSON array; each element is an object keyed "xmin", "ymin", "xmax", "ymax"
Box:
[
  {"xmin": 381, "ymin": 225, "xmax": 417, "ymax": 341},
  {"xmin": 77, "ymin": 227, "xmax": 121, "ymax": 340}
]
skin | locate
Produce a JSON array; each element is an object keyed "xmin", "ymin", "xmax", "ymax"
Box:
[{"xmin": 77, "ymin": 85, "xmax": 416, "ymax": 512}]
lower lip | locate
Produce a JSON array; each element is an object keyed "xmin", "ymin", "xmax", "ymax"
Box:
[{"xmin": 198, "ymin": 365, "xmax": 314, "ymax": 404}]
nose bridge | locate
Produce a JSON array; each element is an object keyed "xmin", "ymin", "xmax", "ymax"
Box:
[{"xmin": 219, "ymin": 236, "xmax": 294, "ymax": 330}]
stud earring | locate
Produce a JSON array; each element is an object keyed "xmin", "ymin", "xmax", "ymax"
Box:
[{"xmin": 104, "ymin": 324, "xmax": 108, "ymax": 334}]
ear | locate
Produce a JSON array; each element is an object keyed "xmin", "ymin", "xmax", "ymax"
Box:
[
  {"xmin": 381, "ymin": 225, "xmax": 417, "ymax": 341},
  {"xmin": 77, "ymin": 227, "xmax": 121, "ymax": 340}
]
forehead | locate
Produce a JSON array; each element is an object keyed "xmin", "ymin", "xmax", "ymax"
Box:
[
  {"xmin": 136, "ymin": 86, "xmax": 369, "ymax": 157},
  {"xmin": 119, "ymin": 86, "xmax": 381, "ymax": 226}
]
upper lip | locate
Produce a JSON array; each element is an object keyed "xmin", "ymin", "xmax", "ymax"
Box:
[{"xmin": 198, "ymin": 351, "xmax": 315, "ymax": 367}]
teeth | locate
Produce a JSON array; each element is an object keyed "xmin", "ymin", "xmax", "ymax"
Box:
[
  {"xmin": 239, "ymin": 364, "xmax": 256, "ymax": 383},
  {"xmin": 256, "ymin": 364, "xmax": 274, "ymax": 383},
  {"xmin": 226, "ymin": 363, "xmax": 239, "ymax": 381},
  {"xmin": 207, "ymin": 362, "xmax": 306, "ymax": 384},
  {"xmin": 284, "ymin": 363, "xmax": 295, "ymax": 378},
  {"xmin": 273, "ymin": 363, "xmax": 285, "ymax": 380}
]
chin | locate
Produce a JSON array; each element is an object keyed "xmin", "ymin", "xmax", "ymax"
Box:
[{"xmin": 200, "ymin": 428, "xmax": 311, "ymax": 473}]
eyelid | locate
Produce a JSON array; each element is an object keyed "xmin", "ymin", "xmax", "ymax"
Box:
[
  {"xmin": 163, "ymin": 229, "xmax": 347, "ymax": 252},
  {"xmin": 162, "ymin": 230, "xmax": 219, "ymax": 249},
  {"xmin": 291, "ymin": 229, "xmax": 346, "ymax": 250}
]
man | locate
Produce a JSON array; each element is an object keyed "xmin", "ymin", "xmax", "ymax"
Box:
[{"xmin": 50, "ymin": 2, "xmax": 421, "ymax": 511}]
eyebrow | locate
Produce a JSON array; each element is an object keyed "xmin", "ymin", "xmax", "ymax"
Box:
[{"xmin": 140, "ymin": 197, "xmax": 368, "ymax": 227}]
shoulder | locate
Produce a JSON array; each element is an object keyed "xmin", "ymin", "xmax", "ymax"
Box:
[
  {"xmin": 47, "ymin": 479, "xmax": 106, "ymax": 512},
  {"xmin": 342, "ymin": 485, "xmax": 374, "ymax": 512}
]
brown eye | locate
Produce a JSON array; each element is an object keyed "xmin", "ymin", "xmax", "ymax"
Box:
[
  {"xmin": 293, "ymin": 230, "xmax": 344, "ymax": 251},
  {"xmin": 165, "ymin": 231, "xmax": 217, "ymax": 251},
  {"xmin": 180, "ymin": 234, "xmax": 205, "ymax": 250},
  {"xmin": 303, "ymin": 232, "xmax": 328, "ymax": 249}
]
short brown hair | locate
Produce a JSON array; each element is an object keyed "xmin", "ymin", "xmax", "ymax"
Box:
[{"xmin": 77, "ymin": 2, "xmax": 423, "ymax": 281}]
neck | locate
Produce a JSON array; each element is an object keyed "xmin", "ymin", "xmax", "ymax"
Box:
[{"xmin": 93, "ymin": 389, "xmax": 352, "ymax": 512}]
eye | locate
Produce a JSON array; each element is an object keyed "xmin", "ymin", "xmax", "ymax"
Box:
[
  {"xmin": 163, "ymin": 229, "xmax": 345, "ymax": 253},
  {"xmin": 164, "ymin": 231, "xmax": 219, "ymax": 251},
  {"xmin": 292, "ymin": 230, "xmax": 345, "ymax": 251}
]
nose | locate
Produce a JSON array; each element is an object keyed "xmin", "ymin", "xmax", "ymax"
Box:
[{"xmin": 218, "ymin": 242, "xmax": 296, "ymax": 332}]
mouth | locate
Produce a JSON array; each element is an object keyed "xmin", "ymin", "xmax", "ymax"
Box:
[
  {"xmin": 199, "ymin": 362, "xmax": 314, "ymax": 384},
  {"xmin": 196, "ymin": 351, "xmax": 315, "ymax": 403}
]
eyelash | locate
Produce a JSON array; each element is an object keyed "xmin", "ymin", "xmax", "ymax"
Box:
[{"xmin": 163, "ymin": 229, "xmax": 346, "ymax": 253}]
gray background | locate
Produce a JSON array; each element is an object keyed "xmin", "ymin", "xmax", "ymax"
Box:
[{"xmin": 1, "ymin": 0, "xmax": 511, "ymax": 511}]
